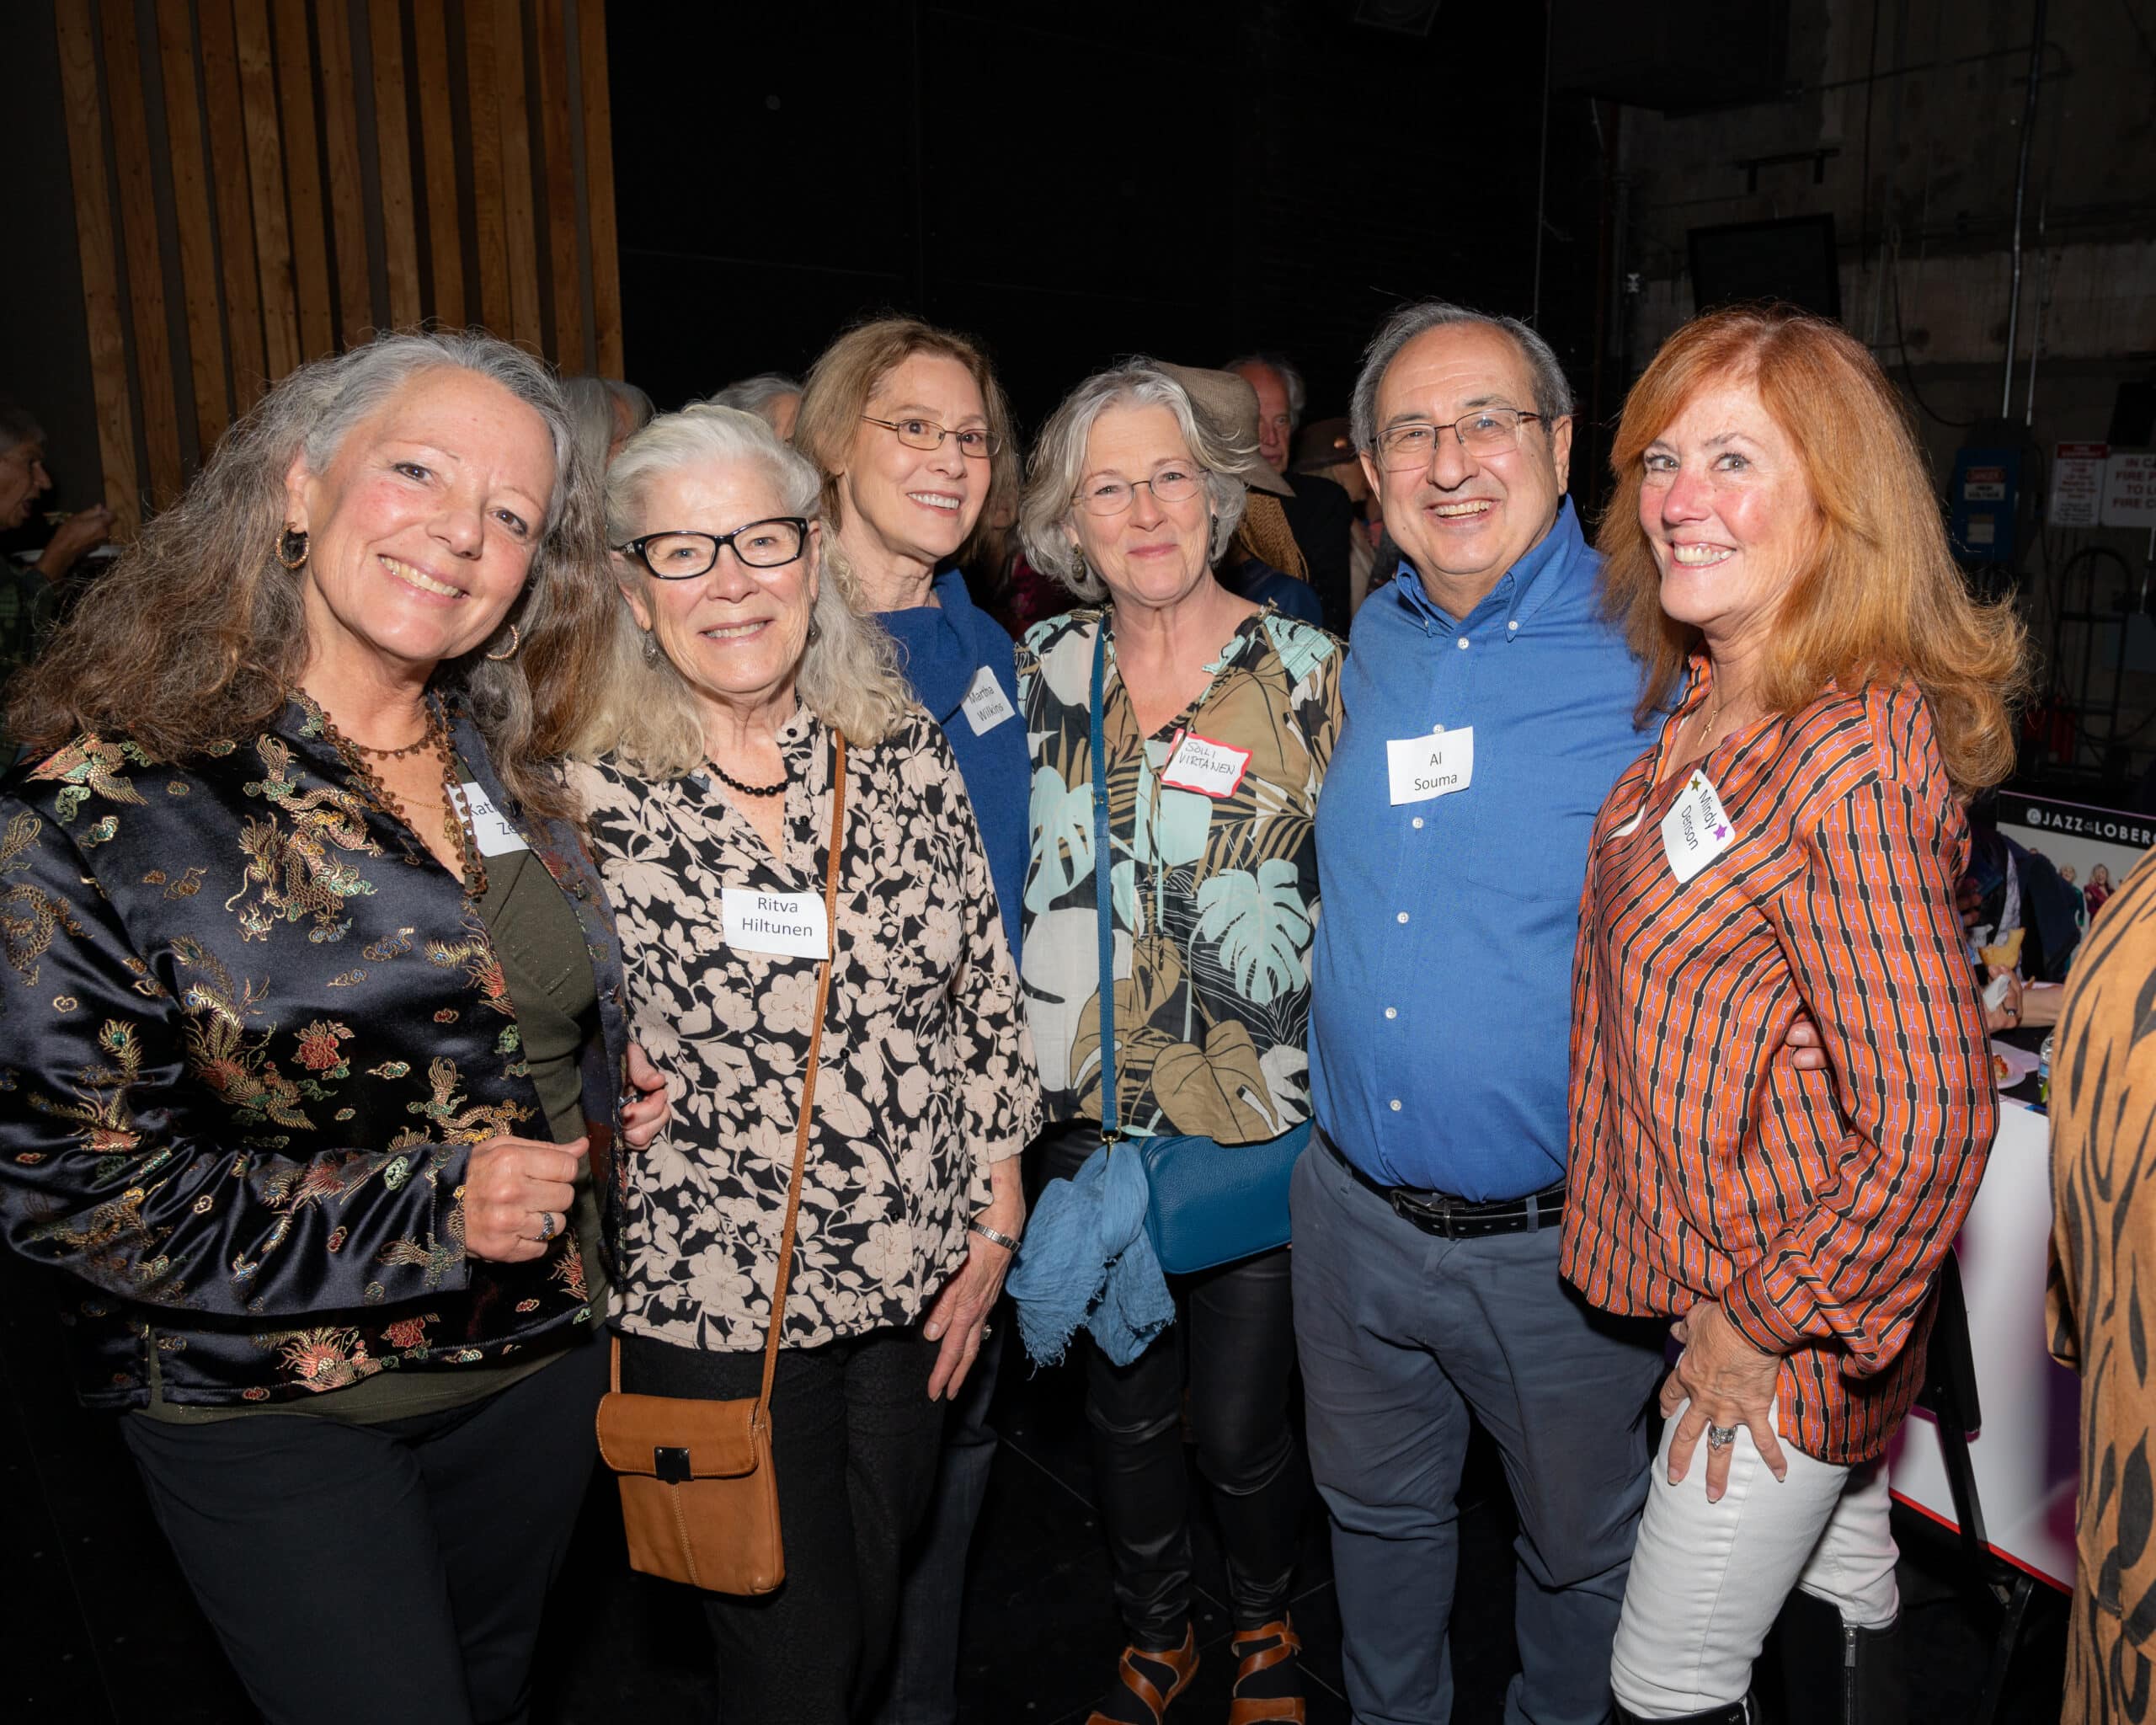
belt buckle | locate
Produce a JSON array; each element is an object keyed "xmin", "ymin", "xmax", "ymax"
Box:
[{"xmin": 1390, "ymin": 1188, "xmax": 1457, "ymax": 1239}]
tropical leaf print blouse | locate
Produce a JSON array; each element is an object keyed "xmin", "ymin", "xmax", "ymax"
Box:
[
  {"xmin": 574, "ymin": 706, "xmax": 1041, "ymax": 1354},
  {"xmin": 1017, "ymin": 606, "xmax": 1343, "ymax": 1145}
]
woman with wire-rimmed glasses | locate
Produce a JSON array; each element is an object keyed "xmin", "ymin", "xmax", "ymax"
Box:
[
  {"xmin": 568, "ymin": 404, "xmax": 1040, "ymax": 1725},
  {"xmin": 792, "ymin": 318, "xmax": 1038, "ymax": 1725},
  {"xmin": 1008, "ymin": 360, "xmax": 1344, "ymax": 1725}
]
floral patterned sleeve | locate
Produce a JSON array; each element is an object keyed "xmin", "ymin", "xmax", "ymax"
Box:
[{"xmin": 0, "ymin": 790, "xmax": 470, "ymax": 1316}]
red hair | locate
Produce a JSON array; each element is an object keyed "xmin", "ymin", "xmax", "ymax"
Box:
[{"xmin": 1598, "ymin": 306, "xmax": 2025, "ymax": 794}]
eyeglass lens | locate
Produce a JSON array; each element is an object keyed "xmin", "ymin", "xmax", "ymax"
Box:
[
  {"xmin": 638, "ymin": 519, "xmax": 806, "ymax": 578},
  {"xmin": 1075, "ymin": 470, "xmax": 1203, "ymax": 516}
]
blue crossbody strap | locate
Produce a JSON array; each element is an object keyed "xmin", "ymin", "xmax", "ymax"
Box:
[{"xmin": 1089, "ymin": 622, "xmax": 1119, "ymax": 1144}]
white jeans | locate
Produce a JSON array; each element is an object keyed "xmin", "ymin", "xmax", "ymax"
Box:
[{"xmin": 1609, "ymin": 1399, "xmax": 1900, "ymax": 1716}]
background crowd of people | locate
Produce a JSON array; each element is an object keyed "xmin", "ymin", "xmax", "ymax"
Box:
[{"xmin": 0, "ymin": 288, "xmax": 2135, "ymax": 1725}]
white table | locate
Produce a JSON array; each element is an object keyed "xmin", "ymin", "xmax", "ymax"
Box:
[{"xmin": 1887, "ymin": 1097, "xmax": 2078, "ymax": 1592}]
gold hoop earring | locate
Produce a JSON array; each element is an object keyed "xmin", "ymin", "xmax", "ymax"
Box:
[
  {"xmin": 483, "ymin": 622, "xmax": 520, "ymax": 662},
  {"xmin": 275, "ymin": 527, "xmax": 309, "ymax": 570}
]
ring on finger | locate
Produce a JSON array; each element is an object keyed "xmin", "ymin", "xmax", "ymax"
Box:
[
  {"xmin": 1705, "ymin": 1423, "xmax": 1739, "ymax": 1451},
  {"xmin": 537, "ymin": 1210, "xmax": 558, "ymax": 1242}
]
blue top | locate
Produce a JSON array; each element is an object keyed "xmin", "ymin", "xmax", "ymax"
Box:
[
  {"xmin": 1220, "ymin": 558, "xmax": 1326, "ymax": 628},
  {"xmin": 877, "ymin": 566, "xmax": 1030, "ymax": 959},
  {"xmin": 1307, "ymin": 502, "xmax": 1651, "ymax": 1199}
]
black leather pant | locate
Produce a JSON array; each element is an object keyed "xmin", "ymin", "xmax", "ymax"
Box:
[{"xmin": 1036, "ymin": 1121, "xmax": 1307, "ymax": 1648}]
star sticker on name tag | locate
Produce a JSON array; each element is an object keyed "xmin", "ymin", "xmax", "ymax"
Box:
[{"xmin": 1661, "ymin": 770, "xmax": 1735, "ymax": 885}]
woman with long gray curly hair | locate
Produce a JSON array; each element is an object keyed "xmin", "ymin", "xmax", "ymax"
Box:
[{"xmin": 0, "ymin": 329, "xmax": 670, "ymax": 1724}]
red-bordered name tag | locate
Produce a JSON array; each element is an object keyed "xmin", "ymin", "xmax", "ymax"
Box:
[{"xmin": 1160, "ymin": 729, "xmax": 1252, "ymax": 798}]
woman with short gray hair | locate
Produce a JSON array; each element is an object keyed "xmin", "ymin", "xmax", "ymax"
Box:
[
  {"xmin": 0, "ymin": 328, "xmax": 672, "ymax": 1722},
  {"xmin": 568, "ymin": 405, "xmax": 1041, "ymax": 1723},
  {"xmin": 1010, "ymin": 361, "xmax": 1342, "ymax": 1725}
]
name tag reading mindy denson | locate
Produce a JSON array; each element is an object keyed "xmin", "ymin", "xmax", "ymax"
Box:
[{"xmin": 722, "ymin": 887, "xmax": 831, "ymax": 959}]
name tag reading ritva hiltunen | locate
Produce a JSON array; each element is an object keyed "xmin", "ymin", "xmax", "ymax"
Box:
[{"xmin": 722, "ymin": 887, "xmax": 831, "ymax": 959}]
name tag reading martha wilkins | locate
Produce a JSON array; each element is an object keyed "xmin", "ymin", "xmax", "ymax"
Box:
[
  {"xmin": 1385, "ymin": 727, "xmax": 1475, "ymax": 805},
  {"xmin": 722, "ymin": 887, "xmax": 831, "ymax": 959},
  {"xmin": 961, "ymin": 665, "xmax": 1017, "ymax": 735}
]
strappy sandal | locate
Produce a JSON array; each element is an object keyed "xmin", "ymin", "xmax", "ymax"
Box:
[
  {"xmin": 1085, "ymin": 1621, "xmax": 1200, "ymax": 1725},
  {"xmin": 1227, "ymin": 1616, "xmax": 1306, "ymax": 1724}
]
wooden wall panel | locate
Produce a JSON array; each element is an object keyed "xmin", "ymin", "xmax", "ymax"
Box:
[
  {"xmin": 315, "ymin": 0, "xmax": 375, "ymax": 347},
  {"xmin": 579, "ymin": 0, "xmax": 623, "ymax": 379},
  {"xmin": 52, "ymin": 2, "xmax": 141, "ymax": 534},
  {"xmin": 263, "ymin": 0, "xmax": 328, "ymax": 362},
  {"xmin": 233, "ymin": 0, "xmax": 302, "ymax": 382},
  {"xmin": 367, "ymin": 0, "xmax": 420, "ymax": 328},
  {"xmin": 410, "ymin": 0, "xmax": 464, "ymax": 326},
  {"xmin": 156, "ymin": 0, "xmax": 232, "ymax": 451},
  {"xmin": 53, "ymin": 0, "xmax": 624, "ymax": 522},
  {"xmin": 99, "ymin": 0, "xmax": 185, "ymax": 506},
  {"xmin": 196, "ymin": 0, "xmax": 270, "ymax": 407}
]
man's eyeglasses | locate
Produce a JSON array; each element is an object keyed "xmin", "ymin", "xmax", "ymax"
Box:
[
  {"xmin": 615, "ymin": 518, "xmax": 810, "ymax": 579},
  {"xmin": 1377, "ymin": 409, "xmax": 1545, "ymax": 469},
  {"xmin": 1072, "ymin": 468, "xmax": 1206, "ymax": 517},
  {"xmin": 861, "ymin": 415, "xmax": 1001, "ymax": 459}
]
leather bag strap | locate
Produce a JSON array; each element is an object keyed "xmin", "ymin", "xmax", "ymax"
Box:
[{"xmin": 756, "ymin": 730, "xmax": 847, "ymax": 1415}]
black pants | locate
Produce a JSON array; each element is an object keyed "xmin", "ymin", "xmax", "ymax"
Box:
[
  {"xmin": 621, "ymin": 1325, "xmax": 943, "ymax": 1725},
  {"xmin": 121, "ymin": 1330, "xmax": 608, "ymax": 1725},
  {"xmin": 1037, "ymin": 1121, "xmax": 1307, "ymax": 1649}
]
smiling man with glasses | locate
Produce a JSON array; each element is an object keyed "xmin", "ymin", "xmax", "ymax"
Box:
[{"xmin": 1293, "ymin": 300, "xmax": 1670, "ymax": 1725}]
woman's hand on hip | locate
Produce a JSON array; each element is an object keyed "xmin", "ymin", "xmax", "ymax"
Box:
[
  {"xmin": 1660, "ymin": 1298, "xmax": 1789, "ymax": 1502},
  {"xmin": 464, "ymin": 1134, "xmax": 585, "ymax": 1263},
  {"xmin": 620, "ymin": 1041, "xmax": 671, "ymax": 1151}
]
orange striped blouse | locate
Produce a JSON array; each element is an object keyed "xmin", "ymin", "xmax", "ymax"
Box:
[{"xmin": 1561, "ymin": 662, "xmax": 1994, "ymax": 1465}]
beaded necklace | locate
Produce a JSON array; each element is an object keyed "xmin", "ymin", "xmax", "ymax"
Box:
[{"xmin": 299, "ymin": 690, "xmax": 489, "ymax": 900}]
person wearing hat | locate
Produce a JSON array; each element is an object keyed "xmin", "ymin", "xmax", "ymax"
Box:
[
  {"xmin": 1226, "ymin": 354, "xmax": 1356, "ymax": 633},
  {"xmin": 1008, "ymin": 358, "xmax": 1344, "ymax": 1725},
  {"xmin": 1161, "ymin": 364, "xmax": 1323, "ymax": 629},
  {"xmin": 1294, "ymin": 416, "xmax": 1389, "ymax": 620}
]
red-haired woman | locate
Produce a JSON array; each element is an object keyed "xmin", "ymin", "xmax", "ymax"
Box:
[{"xmin": 1561, "ymin": 307, "xmax": 2024, "ymax": 1725}]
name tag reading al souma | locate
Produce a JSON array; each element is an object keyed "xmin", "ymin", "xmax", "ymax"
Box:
[
  {"xmin": 1385, "ymin": 727, "xmax": 1475, "ymax": 806},
  {"xmin": 1660, "ymin": 770, "xmax": 1734, "ymax": 885},
  {"xmin": 456, "ymin": 782, "xmax": 530, "ymax": 857},
  {"xmin": 962, "ymin": 665, "xmax": 1017, "ymax": 736},
  {"xmin": 1160, "ymin": 729, "xmax": 1252, "ymax": 798},
  {"xmin": 722, "ymin": 888, "xmax": 830, "ymax": 959}
]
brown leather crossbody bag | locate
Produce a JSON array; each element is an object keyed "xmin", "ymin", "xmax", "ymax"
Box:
[{"xmin": 594, "ymin": 734, "xmax": 846, "ymax": 1594}]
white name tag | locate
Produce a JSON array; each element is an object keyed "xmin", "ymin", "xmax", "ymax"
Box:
[
  {"xmin": 1160, "ymin": 729, "xmax": 1251, "ymax": 798},
  {"xmin": 722, "ymin": 887, "xmax": 830, "ymax": 959},
  {"xmin": 456, "ymin": 782, "xmax": 529, "ymax": 857},
  {"xmin": 1385, "ymin": 727, "xmax": 1475, "ymax": 805},
  {"xmin": 961, "ymin": 665, "xmax": 1017, "ymax": 736},
  {"xmin": 1660, "ymin": 769, "xmax": 1735, "ymax": 884}
]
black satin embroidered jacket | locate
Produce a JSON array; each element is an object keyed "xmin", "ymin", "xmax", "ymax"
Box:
[{"xmin": 0, "ymin": 702, "xmax": 630, "ymax": 1410}]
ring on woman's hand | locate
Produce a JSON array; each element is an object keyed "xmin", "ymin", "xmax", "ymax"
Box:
[
  {"xmin": 979, "ymin": 1322, "xmax": 994, "ymax": 1339},
  {"xmin": 1705, "ymin": 1423, "xmax": 1739, "ymax": 1450},
  {"xmin": 537, "ymin": 1211, "xmax": 557, "ymax": 1242}
]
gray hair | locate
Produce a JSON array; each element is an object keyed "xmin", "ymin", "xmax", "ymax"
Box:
[
  {"xmin": 569, "ymin": 404, "xmax": 914, "ymax": 773},
  {"xmin": 6, "ymin": 328, "xmax": 607, "ymax": 824},
  {"xmin": 1348, "ymin": 301, "xmax": 1576, "ymax": 454},
  {"xmin": 705, "ymin": 372, "xmax": 803, "ymax": 432},
  {"xmin": 561, "ymin": 375, "xmax": 654, "ymax": 473},
  {"xmin": 0, "ymin": 400, "xmax": 44, "ymax": 451},
  {"xmin": 1019, "ymin": 361, "xmax": 1251, "ymax": 603},
  {"xmin": 1223, "ymin": 353, "xmax": 1306, "ymax": 431}
]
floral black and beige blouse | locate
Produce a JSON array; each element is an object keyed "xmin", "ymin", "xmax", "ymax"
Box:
[
  {"xmin": 1017, "ymin": 605, "xmax": 1343, "ymax": 1144},
  {"xmin": 0, "ymin": 702, "xmax": 631, "ymax": 1411},
  {"xmin": 575, "ymin": 705, "xmax": 1041, "ymax": 1354}
]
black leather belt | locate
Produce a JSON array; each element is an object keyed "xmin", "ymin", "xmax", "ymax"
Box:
[{"xmin": 1322, "ymin": 1132, "xmax": 1566, "ymax": 1240}]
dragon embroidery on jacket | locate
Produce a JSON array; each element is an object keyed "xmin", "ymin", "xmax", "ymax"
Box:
[
  {"xmin": 226, "ymin": 734, "xmax": 382, "ymax": 943},
  {"xmin": 0, "ymin": 812, "xmax": 87, "ymax": 989}
]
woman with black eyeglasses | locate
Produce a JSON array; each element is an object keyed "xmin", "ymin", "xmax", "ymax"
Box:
[
  {"xmin": 568, "ymin": 405, "xmax": 1041, "ymax": 1724},
  {"xmin": 791, "ymin": 318, "xmax": 1035, "ymax": 1725}
]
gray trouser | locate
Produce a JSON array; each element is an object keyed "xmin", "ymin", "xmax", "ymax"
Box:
[{"xmin": 1291, "ymin": 1140, "xmax": 1665, "ymax": 1725}]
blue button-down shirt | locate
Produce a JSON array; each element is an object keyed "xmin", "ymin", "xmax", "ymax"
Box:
[{"xmin": 1309, "ymin": 501, "xmax": 1651, "ymax": 1199}]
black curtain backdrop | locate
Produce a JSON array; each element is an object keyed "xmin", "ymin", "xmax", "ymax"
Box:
[{"xmin": 606, "ymin": 0, "xmax": 1605, "ymax": 473}]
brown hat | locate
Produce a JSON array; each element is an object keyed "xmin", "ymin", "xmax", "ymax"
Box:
[
  {"xmin": 1158, "ymin": 363, "xmax": 1294, "ymax": 498},
  {"xmin": 1293, "ymin": 416, "xmax": 1358, "ymax": 474}
]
